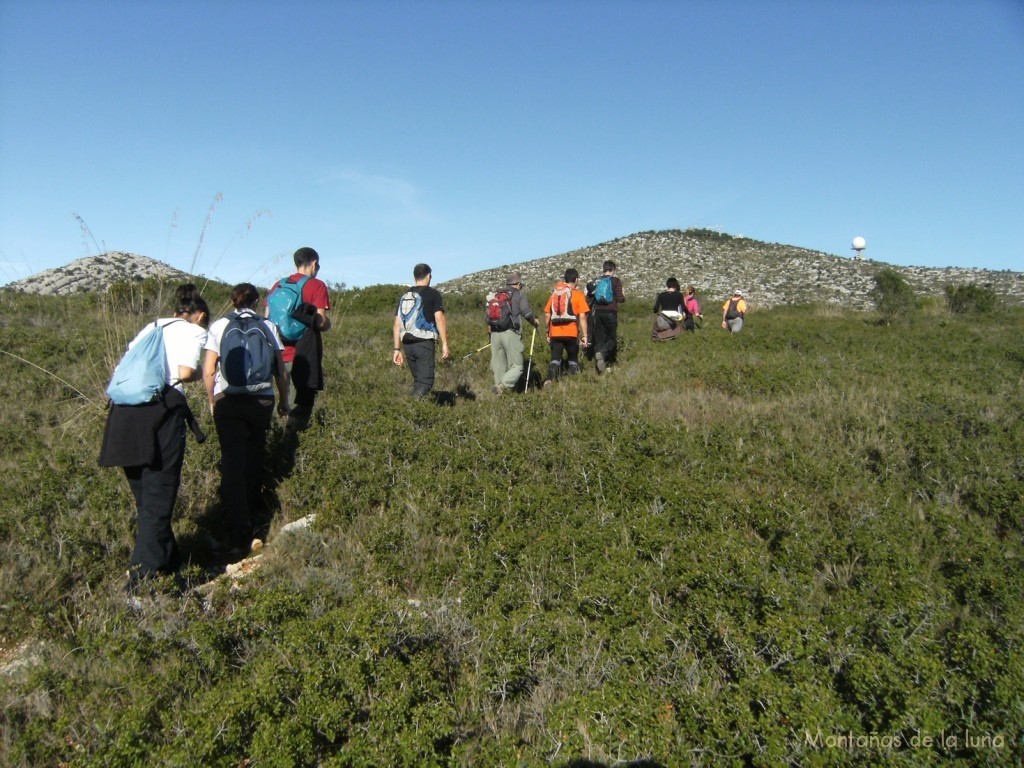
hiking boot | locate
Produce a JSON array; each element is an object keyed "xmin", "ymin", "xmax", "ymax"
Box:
[
  {"xmin": 595, "ymin": 352, "xmax": 606, "ymax": 373},
  {"xmin": 491, "ymin": 384, "xmax": 504, "ymax": 395},
  {"xmin": 543, "ymin": 379, "xmax": 552, "ymax": 389}
]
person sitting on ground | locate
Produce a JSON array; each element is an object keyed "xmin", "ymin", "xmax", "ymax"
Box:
[
  {"xmin": 651, "ymin": 277, "xmax": 687, "ymax": 341},
  {"xmin": 722, "ymin": 289, "xmax": 747, "ymax": 333}
]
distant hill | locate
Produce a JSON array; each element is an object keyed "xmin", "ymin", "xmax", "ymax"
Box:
[
  {"xmin": 438, "ymin": 229, "xmax": 1024, "ymax": 310},
  {"xmin": 2, "ymin": 252, "xmax": 193, "ymax": 296},
  {"xmin": 5, "ymin": 232, "xmax": 1023, "ymax": 308}
]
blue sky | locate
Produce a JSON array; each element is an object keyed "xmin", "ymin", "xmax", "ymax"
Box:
[{"xmin": 1, "ymin": 0, "xmax": 1021, "ymax": 289}]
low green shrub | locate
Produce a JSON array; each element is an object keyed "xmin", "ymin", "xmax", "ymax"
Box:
[
  {"xmin": 1, "ymin": 291, "xmax": 1021, "ymax": 766},
  {"xmin": 944, "ymin": 283, "xmax": 1000, "ymax": 315},
  {"xmin": 872, "ymin": 268, "xmax": 916, "ymax": 325}
]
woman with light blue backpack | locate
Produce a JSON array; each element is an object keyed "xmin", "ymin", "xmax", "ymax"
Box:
[{"xmin": 99, "ymin": 284, "xmax": 209, "ymax": 594}]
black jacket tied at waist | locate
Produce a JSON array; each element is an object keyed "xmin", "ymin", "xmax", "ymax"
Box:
[
  {"xmin": 99, "ymin": 388, "xmax": 204, "ymax": 468},
  {"xmin": 290, "ymin": 302, "xmax": 324, "ymax": 392}
]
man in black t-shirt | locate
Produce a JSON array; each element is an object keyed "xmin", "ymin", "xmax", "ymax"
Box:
[{"xmin": 392, "ymin": 263, "xmax": 451, "ymax": 396}]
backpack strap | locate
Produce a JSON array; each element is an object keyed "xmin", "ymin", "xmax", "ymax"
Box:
[{"xmin": 157, "ymin": 317, "xmax": 186, "ymax": 389}]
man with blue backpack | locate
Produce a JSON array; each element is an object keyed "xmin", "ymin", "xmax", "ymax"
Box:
[
  {"xmin": 591, "ymin": 260, "xmax": 626, "ymax": 373},
  {"xmin": 265, "ymin": 247, "xmax": 332, "ymax": 433},
  {"xmin": 392, "ymin": 263, "xmax": 450, "ymax": 397}
]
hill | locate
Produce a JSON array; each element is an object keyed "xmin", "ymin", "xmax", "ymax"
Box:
[
  {"xmin": 2, "ymin": 252, "xmax": 193, "ymax": 296},
  {"xmin": 437, "ymin": 229, "xmax": 1024, "ymax": 310}
]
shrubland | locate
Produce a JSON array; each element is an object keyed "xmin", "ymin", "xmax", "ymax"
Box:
[{"xmin": 0, "ymin": 283, "xmax": 1021, "ymax": 767}]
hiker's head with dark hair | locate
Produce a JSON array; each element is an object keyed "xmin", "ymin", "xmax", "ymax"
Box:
[
  {"xmin": 229, "ymin": 283, "xmax": 260, "ymax": 310},
  {"xmin": 413, "ymin": 263, "xmax": 432, "ymax": 281},
  {"xmin": 174, "ymin": 283, "xmax": 210, "ymax": 328},
  {"xmin": 602, "ymin": 260, "xmax": 616, "ymax": 274},
  {"xmin": 564, "ymin": 268, "xmax": 579, "ymax": 284},
  {"xmin": 293, "ymin": 247, "xmax": 320, "ymax": 269},
  {"xmin": 666, "ymin": 277, "xmax": 680, "ymax": 291}
]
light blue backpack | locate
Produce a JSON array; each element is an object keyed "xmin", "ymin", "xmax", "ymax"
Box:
[{"xmin": 106, "ymin": 320, "xmax": 179, "ymax": 405}]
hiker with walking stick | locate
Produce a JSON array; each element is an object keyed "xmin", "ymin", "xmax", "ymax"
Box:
[
  {"xmin": 485, "ymin": 272, "xmax": 539, "ymax": 395},
  {"xmin": 524, "ymin": 325, "xmax": 537, "ymax": 393}
]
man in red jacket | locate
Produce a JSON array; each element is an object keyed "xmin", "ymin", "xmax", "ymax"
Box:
[{"xmin": 266, "ymin": 247, "xmax": 332, "ymax": 432}]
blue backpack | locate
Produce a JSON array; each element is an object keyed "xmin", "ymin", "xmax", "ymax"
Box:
[
  {"xmin": 396, "ymin": 288, "xmax": 438, "ymax": 341},
  {"xmin": 106, "ymin": 319, "xmax": 180, "ymax": 405},
  {"xmin": 594, "ymin": 276, "xmax": 615, "ymax": 305},
  {"xmin": 266, "ymin": 275, "xmax": 311, "ymax": 342},
  {"xmin": 220, "ymin": 311, "xmax": 275, "ymax": 395}
]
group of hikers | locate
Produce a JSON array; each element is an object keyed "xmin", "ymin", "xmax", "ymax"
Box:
[
  {"xmin": 100, "ymin": 247, "xmax": 332, "ymax": 595},
  {"xmin": 392, "ymin": 259, "xmax": 747, "ymax": 398},
  {"xmin": 101, "ymin": 247, "xmax": 748, "ymax": 595},
  {"xmin": 390, "ymin": 260, "xmax": 626, "ymax": 397}
]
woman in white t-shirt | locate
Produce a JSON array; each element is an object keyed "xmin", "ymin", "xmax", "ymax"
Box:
[
  {"xmin": 203, "ymin": 283, "xmax": 289, "ymax": 556},
  {"xmin": 99, "ymin": 284, "xmax": 209, "ymax": 592}
]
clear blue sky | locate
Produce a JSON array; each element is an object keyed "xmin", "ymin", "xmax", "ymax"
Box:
[{"xmin": 1, "ymin": 0, "xmax": 1021, "ymax": 289}]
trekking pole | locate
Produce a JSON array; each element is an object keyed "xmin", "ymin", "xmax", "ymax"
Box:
[
  {"xmin": 458, "ymin": 343, "xmax": 490, "ymax": 361},
  {"xmin": 524, "ymin": 326, "xmax": 536, "ymax": 393}
]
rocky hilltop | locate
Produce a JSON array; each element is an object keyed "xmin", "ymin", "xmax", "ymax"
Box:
[
  {"xmin": 3, "ymin": 252, "xmax": 191, "ymax": 296},
  {"xmin": 438, "ymin": 229, "xmax": 1024, "ymax": 310}
]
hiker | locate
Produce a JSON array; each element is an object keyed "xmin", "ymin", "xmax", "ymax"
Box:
[
  {"xmin": 203, "ymin": 283, "xmax": 290, "ymax": 556},
  {"xmin": 722, "ymin": 289, "xmax": 747, "ymax": 333},
  {"xmin": 392, "ymin": 263, "xmax": 450, "ymax": 396},
  {"xmin": 582, "ymin": 280, "xmax": 597, "ymax": 361},
  {"xmin": 542, "ymin": 268, "xmax": 590, "ymax": 387},
  {"xmin": 265, "ymin": 247, "xmax": 331, "ymax": 433},
  {"xmin": 651, "ymin": 277, "xmax": 687, "ymax": 341},
  {"xmin": 98, "ymin": 284, "xmax": 210, "ymax": 591},
  {"xmin": 590, "ymin": 260, "xmax": 626, "ymax": 372},
  {"xmin": 683, "ymin": 285, "xmax": 703, "ymax": 331},
  {"xmin": 486, "ymin": 272, "xmax": 540, "ymax": 394}
]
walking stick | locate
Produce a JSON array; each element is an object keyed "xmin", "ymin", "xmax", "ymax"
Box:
[
  {"xmin": 524, "ymin": 326, "xmax": 537, "ymax": 393},
  {"xmin": 458, "ymin": 343, "xmax": 490, "ymax": 361}
]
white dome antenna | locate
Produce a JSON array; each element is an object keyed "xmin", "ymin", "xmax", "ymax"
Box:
[{"xmin": 851, "ymin": 236, "xmax": 866, "ymax": 259}]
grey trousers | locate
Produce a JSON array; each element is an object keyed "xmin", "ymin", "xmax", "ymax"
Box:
[{"xmin": 490, "ymin": 329, "xmax": 524, "ymax": 389}]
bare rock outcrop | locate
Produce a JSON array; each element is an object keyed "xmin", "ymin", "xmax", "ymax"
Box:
[
  {"xmin": 438, "ymin": 229, "xmax": 1024, "ymax": 310},
  {"xmin": 3, "ymin": 252, "xmax": 190, "ymax": 295}
]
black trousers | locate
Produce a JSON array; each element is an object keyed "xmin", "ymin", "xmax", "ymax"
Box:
[
  {"xmin": 213, "ymin": 395, "xmax": 274, "ymax": 547},
  {"xmin": 124, "ymin": 408, "xmax": 186, "ymax": 581},
  {"xmin": 592, "ymin": 310, "xmax": 619, "ymax": 362},
  {"xmin": 404, "ymin": 340, "xmax": 436, "ymax": 396},
  {"xmin": 547, "ymin": 338, "xmax": 581, "ymax": 380}
]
